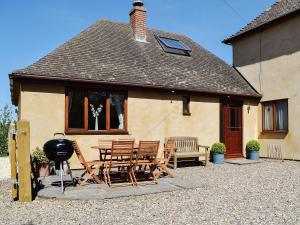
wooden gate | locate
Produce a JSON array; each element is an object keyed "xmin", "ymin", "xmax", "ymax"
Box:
[{"xmin": 9, "ymin": 120, "xmax": 32, "ymax": 202}]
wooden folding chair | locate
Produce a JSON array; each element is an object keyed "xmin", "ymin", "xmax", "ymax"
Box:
[
  {"xmin": 103, "ymin": 140, "xmax": 135, "ymax": 187},
  {"xmin": 72, "ymin": 141, "xmax": 103, "ymax": 186},
  {"xmin": 98, "ymin": 139, "xmax": 115, "ymax": 162},
  {"xmin": 155, "ymin": 139, "xmax": 176, "ymax": 179},
  {"xmin": 133, "ymin": 141, "xmax": 160, "ymax": 184}
]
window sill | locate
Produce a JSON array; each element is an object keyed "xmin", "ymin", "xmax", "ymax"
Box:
[
  {"xmin": 261, "ymin": 130, "xmax": 288, "ymax": 135},
  {"xmin": 65, "ymin": 129, "xmax": 129, "ymax": 135}
]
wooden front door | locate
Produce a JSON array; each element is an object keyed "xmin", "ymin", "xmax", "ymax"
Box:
[{"xmin": 222, "ymin": 101, "xmax": 243, "ymax": 158}]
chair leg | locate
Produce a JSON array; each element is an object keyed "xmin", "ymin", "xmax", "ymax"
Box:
[
  {"xmin": 205, "ymin": 151, "xmax": 208, "ymax": 166},
  {"xmin": 150, "ymin": 165, "xmax": 158, "ymax": 184},
  {"xmin": 103, "ymin": 169, "xmax": 108, "ymax": 184},
  {"xmin": 131, "ymin": 167, "xmax": 137, "ymax": 185},
  {"xmin": 127, "ymin": 167, "xmax": 135, "ymax": 186},
  {"xmin": 174, "ymin": 156, "xmax": 177, "ymax": 169},
  {"xmin": 161, "ymin": 165, "xmax": 174, "ymax": 178},
  {"xmin": 90, "ymin": 171, "xmax": 103, "ymax": 186},
  {"xmin": 155, "ymin": 165, "xmax": 174, "ymax": 179},
  {"xmin": 106, "ymin": 171, "xmax": 112, "ymax": 187}
]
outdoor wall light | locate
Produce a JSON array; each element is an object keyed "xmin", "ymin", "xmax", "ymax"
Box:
[
  {"xmin": 247, "ymin": 105, "xmax": 251, "ymax": 113},
  {"xmin": 171, "ymin": 90, "xmax": 175, "ymax": 103}
]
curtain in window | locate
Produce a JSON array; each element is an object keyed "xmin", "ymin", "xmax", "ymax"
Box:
[
  {"xmin": 110, "ymin": 94, "xmax": 124, "ymax": 129},
  {"xmin": 68, "ymin": 91, "xmax": 84, "ymax": 128},
  {"xmin": 68, "ymin": 91, "xmax": 73, "ymax": 115},
  {"xmin": 264, "ymin": 104, "xmax": 273, "ymax": 130},
  {"xmin": 276, "ymin": 101, "xmax": 288, "ymax": 130}
]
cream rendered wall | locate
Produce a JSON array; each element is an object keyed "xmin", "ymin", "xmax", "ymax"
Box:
[
  {"xmin": 233, "ymin": 15, "xmax": 300, "ymax": 160},
  {"xmin": 243, "ymin": 100, "xmax": 259, "ymax": 157},
  {"xmin": 19, "ymin": 83, "xmax": 221, "ymax": 168}
]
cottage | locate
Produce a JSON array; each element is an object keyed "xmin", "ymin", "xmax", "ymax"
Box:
[
  {"xmin": 9, "ymin": 0, "xmax": 260, "ymax": 168},
  {"xmin": 224, "ymin": 0, "xmax": 300, "ymax": 160}
]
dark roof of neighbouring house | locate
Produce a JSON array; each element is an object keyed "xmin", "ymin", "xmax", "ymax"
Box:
[
  {"xmin": 11, "ymin": 20, "xmax": 260, "ymax": 99},
  {"xmin": 223, "ymin": 0, "xmax": 300, "ymax": 44}
]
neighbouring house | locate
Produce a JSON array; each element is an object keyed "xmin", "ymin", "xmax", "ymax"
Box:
[
  {"xmin": 9, "ymin": 1, "xmax": 261, "ymax": 168},
  {"xmin": 223, "ymin": 0, "xmax": 300, "ymax": 160}
]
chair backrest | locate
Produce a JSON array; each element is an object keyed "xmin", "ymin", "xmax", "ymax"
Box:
[
  {"xmin": 137, "ymin": 141, "xmax": 160, "ymax": 161},
  {"xmin": 118, "ymin": 138, "xmax": 135, "ymax": 142},
  {"xmin": 164, "ymin": 139, "xmax": 176, "ymax": 162},
  {"xmin": 166, "ymin": 137, "xmax": 198, "ymax": 152},
  {"xmin": 111, "ymin": 140, "xmax": 134, "ymax": 160},
  {"xmin": 72, "ymin": 140, "xmax": 88, "ymax": 166}
]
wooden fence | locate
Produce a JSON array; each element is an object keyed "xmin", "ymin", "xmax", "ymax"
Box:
[{"xmin": 9, "ymin": 120, "xmax": 32, "ymax": 202}]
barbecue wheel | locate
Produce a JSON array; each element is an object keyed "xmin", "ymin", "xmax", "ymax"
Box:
[{"xmin": 72, "ymin": 178, "xmax": 78, "ymax": 187}]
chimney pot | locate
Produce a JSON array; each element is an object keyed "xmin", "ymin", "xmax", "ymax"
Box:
[{"xmin": 133, "ymin": 0, "xmax": 144, "ymax": 7}]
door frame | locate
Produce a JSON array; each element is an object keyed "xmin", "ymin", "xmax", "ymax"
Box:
[{"xmin": 220, "ymin": 98, "xmax": 244, "ymax": 158}]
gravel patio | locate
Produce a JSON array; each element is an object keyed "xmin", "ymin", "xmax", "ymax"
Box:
[{"xmin": 0, "ymin": 159, "xmax": 299, "ymax": 225}]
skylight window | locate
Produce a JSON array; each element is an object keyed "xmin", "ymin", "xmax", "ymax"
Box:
[
  {"xmin": 156, "ymin": 36, "xmax": 191, "ymax": 56},
  {"xmin": 158, "ymin": 37, "xmax": 191, "ymax": 51}
]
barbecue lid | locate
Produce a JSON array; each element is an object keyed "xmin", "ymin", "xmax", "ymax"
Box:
[{"xmin": 43, "ymin": 133, "xmax": 74, "ymax": 162}]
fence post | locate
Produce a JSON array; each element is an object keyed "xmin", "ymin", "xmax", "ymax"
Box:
[
  {"xmin": 17, "ymin": 120, "xmax": 32, "ymax": 202},
  {"xmin": 9, "ymin": 123, "xmax": 17, "ymax": 200}
]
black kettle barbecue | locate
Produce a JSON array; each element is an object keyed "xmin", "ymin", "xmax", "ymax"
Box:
[{"xmin": 43, "ymin": 133, "xmax": 76, "ymax": 193}]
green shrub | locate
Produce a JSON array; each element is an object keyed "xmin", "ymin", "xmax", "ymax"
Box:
[
  {"xmin": 246, "ymin": 140, "xmax": 260, "ymax": 152},
  {"xmin": 32, "ymin": 147, "xmax": 49, "ymax": 164},
  {"xmin": 211, "ymin": 142, "xmax": 226, "ymax": 155},
  {"xmin": 0, "ymin": 105, "xmax": 14, "ymax": 157}
]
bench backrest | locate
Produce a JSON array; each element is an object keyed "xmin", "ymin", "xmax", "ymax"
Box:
[{"xmin": 165, "ymin": 137, "xmax": 198, "ymax": 152}]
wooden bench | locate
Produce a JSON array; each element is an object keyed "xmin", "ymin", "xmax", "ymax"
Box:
[{"xmin": 165, "ymin": 137, "xmax": 209, "ymax": 169}]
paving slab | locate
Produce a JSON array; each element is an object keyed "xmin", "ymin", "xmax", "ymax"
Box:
[
  {"xmin": 225, "ymin": 158, "xmax": 264, "ymax": 165},
  {"xmin": 37, "ymin": 173, "xmax": 197, "ymax": 200}
]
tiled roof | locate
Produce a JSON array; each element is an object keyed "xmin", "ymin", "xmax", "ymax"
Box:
[
  {"xmin": 12, "ymin": 20, "xmax": 260, "ymax": 97},
  {"xmin": 224, "ymin": 0, "xmax": 300, "ymax": 44}
]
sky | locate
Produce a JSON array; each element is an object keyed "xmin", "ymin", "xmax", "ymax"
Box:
[{"xmin": 0, "ymin": 0, "xmax": 275, "ymax": 111}]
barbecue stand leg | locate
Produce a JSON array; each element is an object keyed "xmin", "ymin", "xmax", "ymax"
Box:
[{"xmin": 60, "ymin": 162, "xmax": 64, "ymax": 193}]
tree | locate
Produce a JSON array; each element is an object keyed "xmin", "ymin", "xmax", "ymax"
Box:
[{"xmin": 0, "ymin": 104, "xmax": 14, "ymax": 157}]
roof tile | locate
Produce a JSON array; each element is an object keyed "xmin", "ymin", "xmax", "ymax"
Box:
[
  {"xmin": 224, "ymin": 0, "xmax": 300, "ymax": 43},
  {"xmin": 13, "ymin": 20, "xmax": 260, "ymax": 97}
]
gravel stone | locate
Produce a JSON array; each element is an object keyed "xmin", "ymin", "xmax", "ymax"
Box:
[{"xmin": 0, "ymin": 160, "xmax": 299, "ymax": 225}]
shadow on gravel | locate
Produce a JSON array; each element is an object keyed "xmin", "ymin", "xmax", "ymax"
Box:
[
  {"xmin": 30, "ymin": 156, "xmax": 44, "ymax": 200},
  {"xmin": 174, "ymin": 160, "xmax": 203, "ymax": 168}
]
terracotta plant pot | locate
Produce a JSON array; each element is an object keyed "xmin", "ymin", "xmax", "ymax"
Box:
[{"xmin": 39, "ymin": 163, "xmax": 50, "ymax": 177}]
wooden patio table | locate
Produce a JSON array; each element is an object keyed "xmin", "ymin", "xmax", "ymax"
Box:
[
  {"xmin": 91, "ymin": 143, "xmax": 158, "ymax": 183},
  {"xmin": 91, "ymin": 143, "xmax": 140, "ymax": 162},
  {"xmin": 91, "ymin": 143, "xmax": 141, "ymax": 184}
]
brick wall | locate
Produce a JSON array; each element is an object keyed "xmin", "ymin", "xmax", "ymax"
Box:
[{"xmin": 130, "ymin": 6, "xmax": 147, "ymax": 42}]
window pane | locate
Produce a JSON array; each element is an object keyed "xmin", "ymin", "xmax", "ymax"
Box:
[
  {"xmin": 183, "ymin": 96, "xmax": 190, "ymax": 114},
  {"xmin": 68, "ymin": 91, "xmax": 84, "ymax": 129},
  {"xmin": 264, "ymin": 103, "xmax": 273, "ymax": 130},
  {"xmin": 88, "ymin": 92, "xmax": 106, "ymax": 130},
  {"xmin": 159, "ymin": 37, "xmax": 191, "ymax": 51},
  {"xmin": 229, "ymin": 108, "xmax": 240, "ymax": 131},
  {"xmin": 276, "ymin": 100, "xmax": 288, "ymax": 131},
  {"xmin": 110, "ymin": 94, "xmax": 125, "ymax": 129}
]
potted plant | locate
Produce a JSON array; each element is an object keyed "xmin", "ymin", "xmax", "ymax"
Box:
[
  {"xmin": 32, "ymin": 147, "xmax": 50, "ymax": 177},
  {"xmin": 211, "ymin": 142, "xmax": 226, "ymax": 164},
  {"xmin": 246, "ymin": 140, "xmax": 260, "ymax": 160}
]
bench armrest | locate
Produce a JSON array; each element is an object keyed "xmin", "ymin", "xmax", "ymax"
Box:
[{"xmin": 197, "ymin": 145, "xmax": 210, "ymax": 166}]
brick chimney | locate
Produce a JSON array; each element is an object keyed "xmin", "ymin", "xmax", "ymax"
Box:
[{"xmin": 129, "ymin": 0, "xmax": 147, "ymax": 42}]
